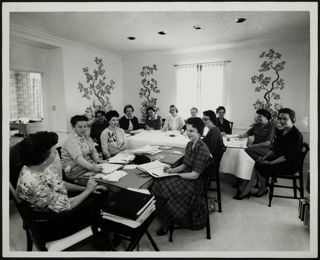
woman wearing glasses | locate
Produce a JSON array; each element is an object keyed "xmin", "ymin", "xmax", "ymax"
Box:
[{"xmin": 236, "ymin": 108, "xmax": 303, "ymax": 199}]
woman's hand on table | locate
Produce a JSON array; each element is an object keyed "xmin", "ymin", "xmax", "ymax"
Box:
[
  {"xmin": 86, "ymin": 178, "xmax": 98, "ymax": 193},
  {"xmin": 92, "ymin": 164, "xmax": 103, "ymax": 172},
  {"xmin": 164, "ymin": 166, "xmax": 174, "ymax": 173}
]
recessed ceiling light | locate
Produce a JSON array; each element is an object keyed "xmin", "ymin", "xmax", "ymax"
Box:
[
  {"xmin": 193, "ymin": 25, "xmax": 203, "ymax": 30},
  {"xmin": 158, "ymin": 31, "xmax": 167, "ymax": 35},
  {"xmin": 235, "ymin": 18, "xmax": 246, "ymax": 23},
  {"xmin": 127, "ymin": 36, "xmax": 136, "ymax": 40}
]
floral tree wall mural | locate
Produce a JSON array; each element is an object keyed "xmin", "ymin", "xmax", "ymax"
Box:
[
  {"xmin": 139, "ymin": 64, "xmax": 160, "ymax": 122},
  {"xmin": 78, "ymin": 57, "xmax": 115, "ymax": 113},
  {"xmin": 251, "ymin": 49, "xmax": 286, "ymax": 120}
]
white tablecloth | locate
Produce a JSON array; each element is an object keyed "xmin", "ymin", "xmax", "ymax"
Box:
[
  {"xmin": 127, "ymin": 131, "xmax": 255, "ymax": 180},
  {"xmin": 220, "ymin": 137, "xmax": 255, "ymax": 180},
  {"xmin": 127, "ymin": 130, "xmax": 189, "ymax": 149}
]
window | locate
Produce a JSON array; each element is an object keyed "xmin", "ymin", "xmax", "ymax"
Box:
[
  {"xmin": 9, "ymin": 71, "xmax": 43, "ymax": 121},
  {"xmin": 175, "ymin": 61, "xmax": 228, "ymax": 119}
]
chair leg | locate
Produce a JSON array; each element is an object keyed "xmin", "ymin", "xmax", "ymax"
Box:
[
  {"xmin": 206, "ymin": 213, "xmax": 211, "ymax": 239},
  {"xmin": 268, "ymin": 178, "xmax": 275, "ymax": 207},
  {"xmin": 216, "ymin": 174, "xmax": 222, "ymax": 213},
  {"xmin": 168, "ymin": 224, "xmax": 174, "ymax": 242},
  {"xmin": 293, "ymin": 179, "xmax": 298, "ymax": 198},
  {"xmin": 300, "ymin": 172, "xmax": 305, "ymax": 199},
  {"xmin": 26, "ymin": 231, "xmax": 33, "ymax": 251}
]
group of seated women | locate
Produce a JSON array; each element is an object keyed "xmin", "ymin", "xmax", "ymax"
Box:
[{"xmin": 13, "ymin": 101, "xmax": 303, "ymax": 244}]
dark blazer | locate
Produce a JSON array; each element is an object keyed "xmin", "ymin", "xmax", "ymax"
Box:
[
  {"xmin": 119, "ymin": 116, "xmax": 139, "ymax": 131},
  {"xmin": 216, "ymin": 118, "xmax": 232, "ymax": 134}
]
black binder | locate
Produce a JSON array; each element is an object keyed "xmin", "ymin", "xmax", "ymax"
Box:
[{"xmin": 102, "ymin": 188, "xmax": 154, "ymax": 220}]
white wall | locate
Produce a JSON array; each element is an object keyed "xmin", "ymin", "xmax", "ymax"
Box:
[
  {"xmin": 9, "ymin": 41, "xmax": 124, "ymax": 146},
  {"xmin": 61, "ymin": 46, "xmax": 123, "ymax": 131},
  {"xmin": 122, "ymin": 37, "xmax": 310, "ymax": 138}
]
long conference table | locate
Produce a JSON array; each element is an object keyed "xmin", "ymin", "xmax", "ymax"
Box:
[{"xmin": 126, "ymin": 130, "xmax": 255, "ymax": 181}]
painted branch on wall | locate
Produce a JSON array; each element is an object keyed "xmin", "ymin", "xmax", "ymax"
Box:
[
  {"xmin": 251, "ymin": 49, "xmax": 286, "ymax": 120},
  {"xmin": 78, "ymin": 57, "xmax": 115, "ymax": 113},
  {"xmin": 139, "ymin": 64, "xmax": 160, "ymax": 122}
]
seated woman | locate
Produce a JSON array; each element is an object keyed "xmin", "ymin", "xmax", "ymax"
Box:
[
  {"xmin": 90, "ymin": 110, "xmax": 108, "ymax": 153},
  {"xmin": 15, "ymin": 131, "xmax": 107, "ymax": 241},
  {"xmin": 119, "ymin": 105, "xmax": 139, "ymax": 133},
  {"xmin": 145, "ymin": 106, "xmax": 161, "ymax": 130},
  {"xmin": 215, "ymin": 106, "xmax": 232, "ymax": 135},
  {"xmin": 100, "ymin": 110, "xmax": 127, "ymax": 159},
  {"xmin": 162, "ymin": 105, "xmax": 184, "ymax": 131},
  {"xmin": 202, "ymin": 110, "xmax": 225, "ymax": 167},
  {"xmin": 150, "ymin": 117, "xmax": 211, "ymax": 235},
  {"xmin": 236, "ymin": 108, "xmax": 303, "ymax": 199},
  {"xmin": 238, "ymin": 109, "xmax": 275, "ymax": 161},
  {"xmin": 180, "ymin": 107, "xmax": 200, "ymax": 134},
  {"xmin": 61, "ymin": 115, "xmax": 104, "ymax": 184}
]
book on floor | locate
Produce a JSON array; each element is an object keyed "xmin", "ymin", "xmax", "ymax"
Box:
[
  {"xmin": 137, "ymin": 160, "xmax": 180, "ymax": 178},
  {"xmin": 101, "ymin": 188, "xmax": 155, "ymax": 220}
]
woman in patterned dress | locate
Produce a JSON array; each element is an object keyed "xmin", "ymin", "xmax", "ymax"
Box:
[
  {"xmin": 100, "ymin": 110, "xmax": 127, "ymax": 159},
  {"xmin": 15, "ymin": 131, "xmax": 107, "ymax": 241},
  {"xmin": 61, "ymin": 115, "xmax": 104, "ymax": 184},
  {"xmin": 150, "ymin": 117, "xmax": 211, "ymax": 235}
]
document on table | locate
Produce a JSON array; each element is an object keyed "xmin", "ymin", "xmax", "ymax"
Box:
[
  {"xmin": 224, "ymin": 138, "xmax": 247, "ymax": 148},
  {"xmin": 107, "ymin": 153, "xmax": 135, "ymax": 164},
  {"xmin": 137, "ymin": 160, "xmax": 180, "ymax": 178},
  {"xmin": 98, "ymin": 163, "xmax": 123, "ymax": 174},
  {"xmin": 132, "ymin": 145, "xmax": 161, "ymax": 155},
  {"xmin": 94, "ymin": 170, "xmax": 128, "ymax": 182}
]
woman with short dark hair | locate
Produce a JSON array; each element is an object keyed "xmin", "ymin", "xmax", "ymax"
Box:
[
  {"xmin": 100, "ymin": 110, "xmax": 127, "ymax": 158},
  {"xmin": 90, "ymin": 110, "xmax": 108, "ymax": 152},
  {"xmin": 202, "ymin": 110, "xmax": 225, "ymax": 166},
  {"xmin": 215, "ymin": 106, "xmax": 232, "ymax": 135},
  {"xmin": 150, "ymin": 117, "xmax": 211, "ymax": 235},
  {"xmin": 16, "ymin": 131, "xmax": 106, "ymax": 213},
  {"xmin": 145, "ymin": 106, "xmax": 161, "ymax": 130},
  {"xmin": 162, "ymin": 105, "xmax": 184, "ymax": 131},
  {"xmin": 238, "ymin": 109, "xmax": 275, "ymax": 161},
  {"xmin": 119, "ymin": 105, "xmax": 139, "ymax": 133},
  {"xmin": 61, "ymin": 115, "xmax": 104, "ymax": 184}
]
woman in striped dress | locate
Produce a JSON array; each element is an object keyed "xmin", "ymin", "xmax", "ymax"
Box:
[{"xmin": 150, "ymin": 117, "xmax": 211, "ymax": 235}]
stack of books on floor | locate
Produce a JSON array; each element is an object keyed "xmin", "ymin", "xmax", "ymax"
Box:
[
  {"xmin": 298, "ymin": 197, "xmax": 310, "ymax": 228},
  {"xmin": 100, "ymin": 188, "xmax": 156, "ymax": 228}
]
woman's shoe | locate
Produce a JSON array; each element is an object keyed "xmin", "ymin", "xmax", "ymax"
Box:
[
  {"xmin": 233, "ymin": 192, "xmax": 251, "ymax": 200},
  {"xmin": 251, "ymin": 189, "xmax": 268, "ymax": 197},
  {"xmin": 156, "ymin": 226, "xmax": 169, "ymax": 236}
]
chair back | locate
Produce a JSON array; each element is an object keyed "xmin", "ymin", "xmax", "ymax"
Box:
[
  {"xmin": 229, "ymin": 122, "xmax": 234, "ymax": 134},
  {"xmin": 10, "ymin": 142, "xmax": 24, "ymax": 189},
  {"xmin": 297, "ymin": 142, "xmax": 309, "ymax": 172}
]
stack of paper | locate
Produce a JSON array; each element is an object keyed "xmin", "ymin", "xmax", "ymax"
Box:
[
  {"xmin": 108, "ymin": 153, "xmax": 135, "ymax": 164},
  {"xmin": 132, "ymin": 145, "xmax": 161, "ymax": 155},
  {"xmin": 98, "ymin": 163, "xmax": 123, "ymax": 174},
  {"xmin": 94, "ymin": 170, "xmax": 128, "ymax": 182},
  {"xmin": 137, "ymin": 160, "xmax": 179, "ymax": 178}
]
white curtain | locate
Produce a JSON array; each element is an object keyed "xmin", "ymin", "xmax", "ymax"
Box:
[
  {"xmin": 199, "ymin": 62, "xmax": 224, "ymax": 113},
  {"xmin": 175, "ymin": 64, "xmax": 199, "ymax": 120},
  {"xmin": 176, "ymin": 62, "xmax": 226, "ymax": 120}
]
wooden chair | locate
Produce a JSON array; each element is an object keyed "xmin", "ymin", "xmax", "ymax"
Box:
[
  {"xmin": 207, "ymin": 147, "xmax": 226, "ymax": 213},
  {"xmin": 168, "ymin": 165, "xmax": 212, "ymax": 242},
  {"xmin": 267, "ymin": 143, "xmax": 309, "ymax": 207},
  {"xmin": 10, "ymin": 142, "xmax": 102, "ymax": 251},
  {"xmin": 229, "ymin": 121, "xmax": 234, "ymax": 134}
]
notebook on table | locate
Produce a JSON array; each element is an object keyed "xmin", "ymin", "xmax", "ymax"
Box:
[{"xmin": 137, "ymin": 160, "xmax": 180, "ymax": 178}]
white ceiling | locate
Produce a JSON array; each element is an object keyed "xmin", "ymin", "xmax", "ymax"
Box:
[{"xmin": 10, "ymin": 11, "xmax": 310, "ymax": 55}]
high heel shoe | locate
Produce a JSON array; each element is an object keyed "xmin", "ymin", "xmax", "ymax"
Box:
[
  {"xmin": 233, "ymin": 192, "xmax": 251, "ymax": 200},
  {"xmin": 251, "ymin": 189, "xmax": 268, "ymax": 197},
  {"xmin": 156, "ymin": 226, "xmax": 169, "ymax": 236}
]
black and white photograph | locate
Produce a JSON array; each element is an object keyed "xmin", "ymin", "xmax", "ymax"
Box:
[{"xmin": 2, "ymin": 1, "xmax": 318, "ymax": 258}]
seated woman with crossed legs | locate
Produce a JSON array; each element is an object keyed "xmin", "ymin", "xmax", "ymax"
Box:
[{"xmin": 236, "ymin": 108, "xmax": 303, "ymax": 199}]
